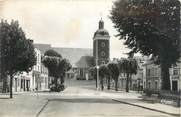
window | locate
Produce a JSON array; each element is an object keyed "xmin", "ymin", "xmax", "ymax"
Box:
[
  {"xmin": 21, "ymin": 79, "xmax": 23, "ymax": 88},
  {"xmin": 147, "ymin": 69, "xmax": 151, "ymax": 76},
  {"xmin": 148, "ymin": 82, "xmax": 151, "ymax": 89},
  {"xmin": 101, "ymin": 51, "xmax": 105, "ymax": 56},
  {"xmin": 172, "ymin": 80, "xmax": 178, "ymax": 91},
  {"xmin": 155, "ymin": 81, "xmax": 158, "ymax": 89},
  {"xmin": 101, "ymin": 42, "xmax": 105, "ymax": 47},
  {"xmin": 144, "ymin": 82, "xmax": 146, "ymax": 89},
  {"xmin": 173, "ymin": 69, "xmax": 178, "ymax": 75},
  {"xmin": 17, "ymin": 79, "xmax": 19, "ymax": 86},
  {"xmin": 154, "ymin": 68, "xmax": 157, "ymax": 76}
]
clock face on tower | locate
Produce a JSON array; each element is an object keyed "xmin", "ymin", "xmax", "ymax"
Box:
[
  {"xmin": 101, "ymin": 51, "xmax": 105, "ymax": 57},
  {"xmin": 93, "ymin": 39, "xmax": 109, "ymax": 60},
  {"xmin": 101, "ymin": 42, "xmax": 105, "ymax": 47},
  {"xmin": 97, "ymin": 40, "xmax": 109, "ymax": 59}
]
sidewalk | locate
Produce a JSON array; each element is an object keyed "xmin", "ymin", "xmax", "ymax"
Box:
[
  {"xmin": 113, "ymin": 98, "xmax": 180, "ymax": 116},
  {"xmin": 100, "ymin": 89, "xmax": 181, "ymax": 116},
  {"xmin": 0, "ymin": 92, "xmax": 47, "ymax": 117}
]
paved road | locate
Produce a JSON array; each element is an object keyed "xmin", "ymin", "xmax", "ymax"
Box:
[
  {"xmin": 0, "ymin": 79, "xmax": 178, "ymax": 117},
  {"xmin": 38, "ymin": 79, "xmax": 174, "ymax": 117},
  {"xmin": 39, "ymin": 98, "xmax": 173, "ymax": 117}
]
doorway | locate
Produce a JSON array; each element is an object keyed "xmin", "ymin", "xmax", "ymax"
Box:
[{"xmin": 172, "ymin": 81, "xmax": 178, "ymax": 91}]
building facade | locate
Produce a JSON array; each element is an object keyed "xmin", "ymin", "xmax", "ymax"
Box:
[
  {"xmin": 142, "ymin": 60, "xmax": 181, "ymax": 92},
  {"xmin": 142, "ymin": 61, "xmax": 161, "ymax": 91},
  {"xmin": 30, "ymin": 48, "xmax": 41, "ymax": 91},
  {"xmin": 40, "ymin": 64, "xmax": 49, "ymax": 90},
  {"xmin": 31, "ymin": 48, "xmax": 48, "ymax": 91},
  {"xmin": 13, "ymin": 72, "xmax": 32, "ymax": 92},
  {"xmin": 169, "ymin": 63, "xmax": 181, "ymax": 92},
  {"xmin": 12, "ymin": 47, "xmax": 49, "ymax": 92}
]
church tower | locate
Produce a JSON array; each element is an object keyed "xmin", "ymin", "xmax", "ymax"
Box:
[{"xmin": 93, "ymin": 19, "xmax": 110, "ymax": 66}]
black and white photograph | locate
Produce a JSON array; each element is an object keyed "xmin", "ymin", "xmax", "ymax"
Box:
[{"xmin": 0, "ymin": 0, "xmax": 180, "ymax": 117}]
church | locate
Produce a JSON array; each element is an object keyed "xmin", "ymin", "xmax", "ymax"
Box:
[{"xmin": 73, "ymin": 19, "xmax": 110, "ymax": 80}]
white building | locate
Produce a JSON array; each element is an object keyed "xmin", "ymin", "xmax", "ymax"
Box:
[
  {"xmin": 13, "ymin": 47, "xmax": 49, "ymax": 92},
  {"xmin": 31, "ymin": 48, "xmax": 49, "ymax": 91},
  {"xmin": 169, "ymin": 60, "xmax": 181, "ymax": 92},
  {"xmin": 30, "ymin": 48, "xmax": 41, "ymax": 91},
  {"xmin": 40, "ymin": 64, "xmax": 49, "ymax": 90},
  {"xmin": 13, "ymin": 72, "xmax": 32, "ymax": 92}
]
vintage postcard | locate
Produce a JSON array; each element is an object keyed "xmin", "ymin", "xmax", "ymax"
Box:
[{"xmin": 0, "ymin": 0, "xmax": 180, "ymax": 117}]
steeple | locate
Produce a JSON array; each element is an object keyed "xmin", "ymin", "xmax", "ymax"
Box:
[
  {"xmin": 99, "ymin": 18, "xmax": 104, "ymax": 29},
  {"xmin": 93, "ymin": 18, "xmax": 110, "ymax": 39}
]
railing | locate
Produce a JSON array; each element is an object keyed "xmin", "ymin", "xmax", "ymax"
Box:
[
  {"xmin": 159, "ymin": 91, "xmax": 180, "ymax": 107},
  {"xmin": 144, "ymin": 89, "xmax": 181, "ymax": 107}
]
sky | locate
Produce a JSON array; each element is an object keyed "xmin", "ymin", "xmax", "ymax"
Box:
[{"xmin": 0, "ymin": 0, "xmax": 180, "ymax": 59}]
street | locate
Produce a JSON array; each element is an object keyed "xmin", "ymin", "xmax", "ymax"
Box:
[
  {"xmin": 37, "ymin": 79, "xmax": 174, "ymax": 117},
  {"xmin": 0, "ymin": 79, "xmax": 179, "ymax": 117},
  {"xmin": 39, "ymin": 98, "xmax": 172, "ymax": 117}
]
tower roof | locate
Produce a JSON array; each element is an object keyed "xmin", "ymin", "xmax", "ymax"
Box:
[
  {"xmin": 94, "ymin": 29, "xmax": 109, "ymax": 37},
  {"xmin": 93, "ymin": 19, "xmax": 110, "ymax": 39}
]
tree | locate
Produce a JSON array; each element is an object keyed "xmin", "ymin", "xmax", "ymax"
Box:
[
  {"xmin": 89, "ymin": 67, "xmax": 97, "ymax": 88},
  {"xmin": 44, "ymin": 49, "xmax": 62, "ymax": 58},
  {"xmin": 42, "ymin": 56, "xmax": 61, "ymax": 88},
  {"xmin": 99, "ymin": 64, "xmax": 109, "ymax": 91},
  {"xmin": 107, "ymin": 62, "xmax": 119, "ymax": 91},
  {"xmin": 110, "ymin": 0, "xmax": 180, "ymax": 90},
  {"xmin": 118, "ymin": 58, "xmax": 138, "ymax": 92},
  {"xmin": 0, "ymin": 20, "xmax": 36, "ymax": 98},
  {"xmin": 58, "ymin": 58, "xmax": 72, "ymax": 84},
  {"xmin": 42, "ymin": 49, "xmax": 71, "ymax": 91}
]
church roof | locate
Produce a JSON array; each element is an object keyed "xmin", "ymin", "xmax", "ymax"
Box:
[
  {"xmin": 34, "ymin": 44, "xmax": 51, "ymax": 54},
  {"xmin": 53, "ymin": 47, "xmax": 93, "ymax": 67}
]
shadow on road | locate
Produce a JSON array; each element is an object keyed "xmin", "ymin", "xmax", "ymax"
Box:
[
  {"xmin": 0, "ymin": 97, "xmax": 10, "ymax": 99},
  {"xmin": 49, "ymin": 98, "xmax": 120, "ymax": 104}
]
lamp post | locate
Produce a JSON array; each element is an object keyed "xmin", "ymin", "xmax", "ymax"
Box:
[
  {"xmin": 96, "ymin": 37, "xmax": 99, "ymax": 91},
  {"xmin": 96, "ymin": 65, "xmax": 99, "ymax": 91}
]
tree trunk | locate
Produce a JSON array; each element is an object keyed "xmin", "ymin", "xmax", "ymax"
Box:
[
  {"xmin": 161, "ymin": 64, "xmax": 170, "ymax": 90},
  {"xmin": 100, "ymin": 77, "xmax": 104, "ymax": 91},
  {"xmin": 126, "ymin": 74, "xmax": 129, "ymax": 92},
  {"xmin": 10, "ymin": 74, "xmax": 13, "ymax": 98},
  {"xmin": 55, "ymin": 77, "xmax": 58, "ymax": 88},
  {"xmin": 61, "ymin": 77, "xmax": 64, "ymax": 84},
  {"xmin": 95, "ymin": 77, "xmax": 97, "ymax": 88},
  {"xmin": 129, "ymin": 75, "xmax": 132, "ymax": 90},
  {"xmin": 48, "ymin": 76, "xmax": 50, "ymax": 89},
  {"xmin": 107, "ymin": 76, "xmax": 110, "ymax": 90},
  {"xmin": 115, "ymin": 77, "xmax": 118, "ymax": 91}
]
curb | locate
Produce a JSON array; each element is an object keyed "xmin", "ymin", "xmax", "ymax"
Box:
[
  {"xmin": 112, "ymin": 99, "xmax": 180, "ymax": 117},
  {"xmin": 36, "ymin": 100, "xmax": 49, "ymax": 117}
]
